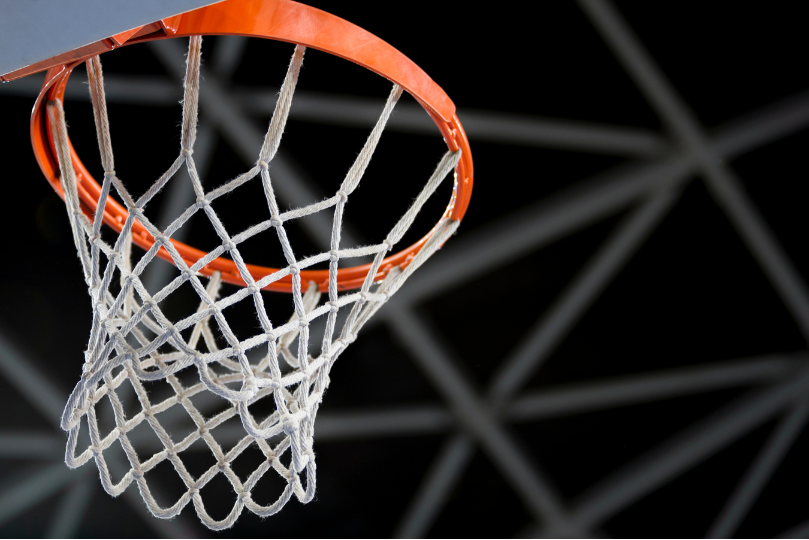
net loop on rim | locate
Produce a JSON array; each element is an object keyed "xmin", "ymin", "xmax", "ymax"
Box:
[{"xmin": 50, "ymin": 36, "xmax": 463, "ymax": 529}]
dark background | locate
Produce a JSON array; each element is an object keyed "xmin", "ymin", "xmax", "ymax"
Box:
[{"xmin": 1, "ymin": 1, "xmax": 809, "ymax": 537}]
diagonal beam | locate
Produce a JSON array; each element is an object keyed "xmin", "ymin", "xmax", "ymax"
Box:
[
  {"xmin": 702, "ymin": 166, "xmax": 809, "ymax": 341},
  {"xmin": 386, "ymin": 307, "xmax": 582, "ymax": 536},
  {"xmin": 0, "ymin": 432, "xmax": 63, "ymax": 459},
  {"xmin": 398, "ymin": 156, "xmax": 691, "ymax": 309},
  {"xmin": 708, "ymin": 396, "xmax": 809, "ymax": 538},
  {"xmin": 46, "ymin": 477, "xmax": 95, "ymax": 539},
  {"xmin": 394, "ymin": 434, "xmax": 475, "ymax": 538},
  {"xmin": 712, "ymin": 91, "xmax": 809, "ymax": 158},
  {"xmin": 395, "ymin": 83, "xmax": 809, "ymax": 309},
  {"xmin": 578, "ymin": 0, "xmax": 809, "ymax": 344},
  {"xmin": 0, "ymin": 463, "xmax": 76, "ymax": 527},
  {"xmin": 569, "ymin": 367, "xmax": 809, "ymax": 529},
  {"xmin": 0, "ymin": 333, "xmax": 65, "ymax": 427},
  {"xmin": 395, "ymin": 183, "xmax": 684, "ymax": 536},
  {"xmin": 210, "ymin": 36, "xmax": 248, "ymax": 82},
  {"xmin": 507, "ymin": 353, "xmax": 804, "ymax": 422},
  {"xmin": 394, "ymin": 14, "xmax": 809, "ymax": 531},
  {"xmin": 574, "ymin": 1, "xmax": 809, "ymax": 529},
  {"xmin": 779, "ymin": 519, "xmax": 809, "ymax": 539},
  {"xmin": 489, "ymin": 183, "xmax": 683, "ymax": 404}
]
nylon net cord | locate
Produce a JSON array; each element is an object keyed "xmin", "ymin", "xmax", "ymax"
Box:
[{"xmin": 46, "ymin": 37, "xmax": 461, "ymax": 530}]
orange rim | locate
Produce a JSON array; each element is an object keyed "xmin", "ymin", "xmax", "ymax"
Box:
[{"xmin": 29, "ymin": 0, "xmax": 473, "ymax": 293}]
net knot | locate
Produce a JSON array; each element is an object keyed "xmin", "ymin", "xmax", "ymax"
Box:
[
  {"xmin": 329, "ymin": 250, "xmax": 340, "ymax": 262},
  {"xmin": 189, "ymin": 487, "xmax": 200, "ymax": 496},
  {"xmin": 337, "ymin": 190, "xmax": 348, "ymax": 202},
  {"xmin": 182, "ymin": 147, "xmax": 194, "ymax": 157},
  {"xmin": 223, "ymin": 240, "xmax": 236, "ymax": 251},
  {"xmin": 281, "ymin": 413, "xmax": 301, "ymax": 434},
  {"xmin": 195, "ymin": 196, "xmax": 208, "ymax": 208},
  {"xmin": 298, "ymin": 318, "xmax": 309, "ymax": 328},
  {"xmin": 270, "ymin": 216, "xmax": 283, "ymax": 228},
  {"xmin": 383, "ymin": 239, "xmax": 395, "ymax": 251},
  {"xmin": 326, "ymin": 301, "xmax": 339, "ymax": 313},
  {"xmin": 247, "ymin": 284, "xmax": 259, "ymax": 295},
  {"xmin": 289, "ymin": 265, "xmax": 300, "ymax": 276},
  {"xmin": 257, "ymin": 160, "xmax": 269, "ymax": 170},
  {"xmin": 101, "ymin": 317, "xmax": 115, "ymax": 332},
  {"xmin": 104, "ymin": 170, "xmax": 116, "ymax": 177}
]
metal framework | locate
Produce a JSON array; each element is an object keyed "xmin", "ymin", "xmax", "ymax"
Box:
[{"xmin": 1, "ymin": 1, "xmax": 808, "ymax": 536}]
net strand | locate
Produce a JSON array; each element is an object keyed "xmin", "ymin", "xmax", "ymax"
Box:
[{"xmin": 49, "ymin": 37, "xmax": 461, "ymax": 530}]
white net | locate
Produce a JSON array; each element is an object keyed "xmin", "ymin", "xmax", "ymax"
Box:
[{"xmin": 48, "ymin": 37, "xmax": 461, "ymax": 530}]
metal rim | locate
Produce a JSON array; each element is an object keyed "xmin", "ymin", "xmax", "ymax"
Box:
[{"xmin": 29, "ymin": 0, "xmax": 473, "ymax": 293}]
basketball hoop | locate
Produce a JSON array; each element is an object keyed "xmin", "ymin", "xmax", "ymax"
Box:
[{"xmin": 16, "ymin": 0, "xmax": 473, "ymax": 529}]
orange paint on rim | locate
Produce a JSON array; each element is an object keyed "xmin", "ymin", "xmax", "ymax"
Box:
[{"xmin": 29, "ymin": 0, "xmax": 473, "ymax": 293}]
